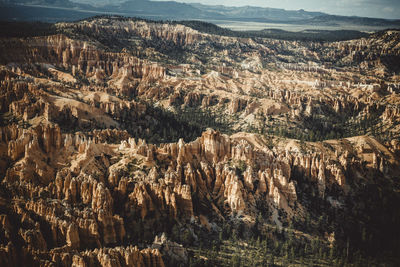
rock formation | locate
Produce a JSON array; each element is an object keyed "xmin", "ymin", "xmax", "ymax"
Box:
[{"xmin": 0, "ymin": 17, "xmax": 399, "ymax": 266}]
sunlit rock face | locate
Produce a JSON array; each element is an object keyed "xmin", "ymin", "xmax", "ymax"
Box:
[{"xmin": 0, "ymin": 17, "xmax": 399, "ymax": 266}]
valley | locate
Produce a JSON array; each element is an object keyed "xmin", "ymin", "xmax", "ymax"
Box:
[{"xmin": 0, "ymin": 16, "xmax": 399, "ymax": 266}]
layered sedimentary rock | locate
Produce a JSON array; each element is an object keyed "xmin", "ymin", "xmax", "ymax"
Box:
[
  {"xmin": 3, "ymin": 109, "xmax": 397, "ymax": 264},
  {"xmin": 1, "ymin": 17, "xmax": 400, "ymax": 266}
]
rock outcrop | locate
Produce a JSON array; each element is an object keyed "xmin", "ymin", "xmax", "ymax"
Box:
[{"xmin": 1, "ymin": 17, "xmax": 399, "ymax": 266}]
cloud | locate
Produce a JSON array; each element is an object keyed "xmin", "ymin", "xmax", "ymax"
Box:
[{"xmin": 383, "ymin": 6, "xmax": 394, "ymax": 13}]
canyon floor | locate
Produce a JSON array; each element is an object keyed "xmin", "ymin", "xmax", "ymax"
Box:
[{"xmin": 0, "ymin": 17, "xmax": 400, "ymax": 266}]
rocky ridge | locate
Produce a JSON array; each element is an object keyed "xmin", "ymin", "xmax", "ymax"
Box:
[{"xmin": 0, "ymin": 17, "xmax": 400, "ymax": 266}]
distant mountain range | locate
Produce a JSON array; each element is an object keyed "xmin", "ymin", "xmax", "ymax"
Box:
[
  {"xmin": 1, "ymin": 0, "xmax": 400, "ymax": 30},
  {"xmin": 190, "ymin": 3, "xmax": 326, "ymax": 21}
]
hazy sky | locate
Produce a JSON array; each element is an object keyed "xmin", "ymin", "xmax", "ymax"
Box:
[{"xmin": 156, "ymin": 0, "xmax": 400, "ymax": 19}]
